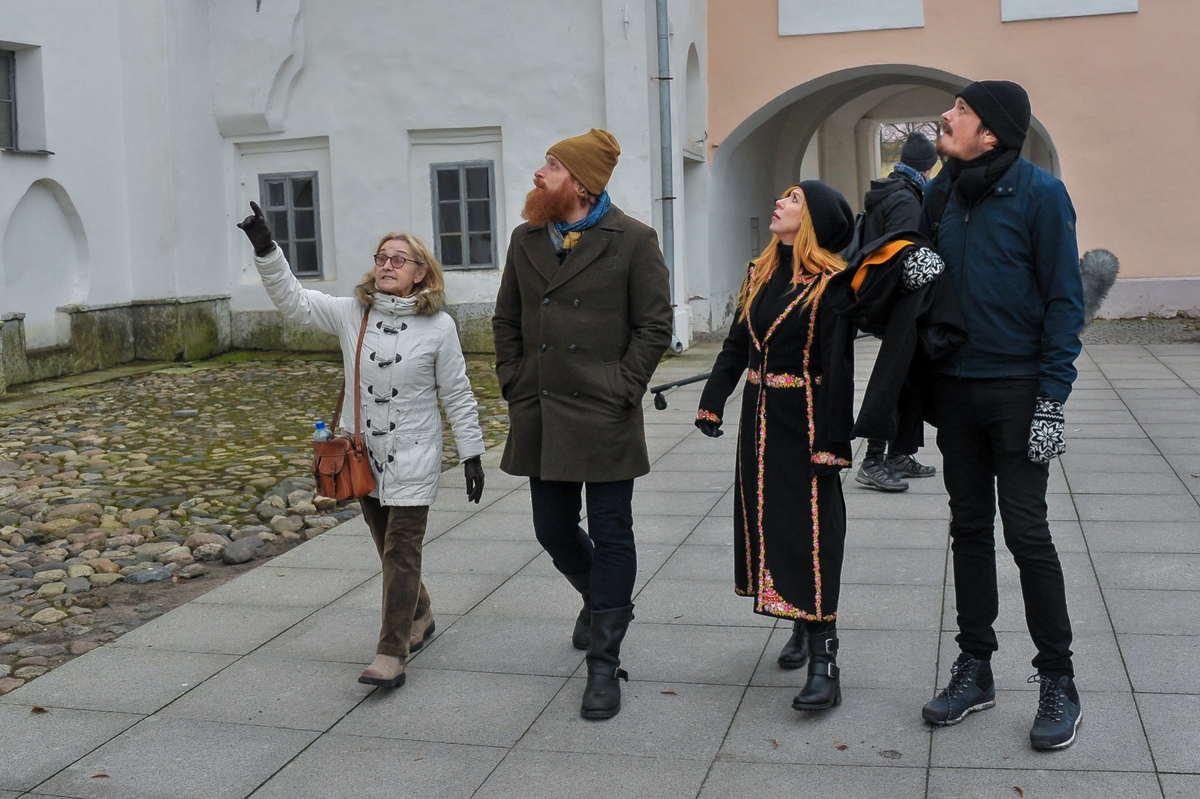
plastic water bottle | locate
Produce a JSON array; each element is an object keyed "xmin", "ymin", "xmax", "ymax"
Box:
[{"xmin": 313, "ymin": 421, "xmax": 334, "ymax": 442}]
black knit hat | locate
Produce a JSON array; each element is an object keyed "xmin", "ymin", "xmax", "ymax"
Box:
[
  {"xmin": 797, "ymin": 181, "xmax": 855, "ymax": 253},
  {"xmin": 900, "ymin": 132, "xmax": 938, "ymax": 171},
  {"xmin": 956, "ymin": 80, "xmax": 1031, "ymax": 151}
]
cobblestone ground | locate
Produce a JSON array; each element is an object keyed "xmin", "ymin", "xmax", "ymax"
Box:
[{"xmin": 0, "ymin": 354, "xmax": 507, "ymax": 694}]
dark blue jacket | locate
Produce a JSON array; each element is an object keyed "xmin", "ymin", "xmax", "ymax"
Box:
[{"xmin": 919, "ymin": 157, "xmax": 1084, "ymax": 403}]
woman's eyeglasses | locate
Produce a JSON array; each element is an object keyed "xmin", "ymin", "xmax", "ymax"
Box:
[{"xmin": 374, "ymin": 253, "xmax": 421, "ymax": 269}]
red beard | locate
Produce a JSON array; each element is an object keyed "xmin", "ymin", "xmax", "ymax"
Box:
[{"xmin": 522, "ymin": 179, "xmax": 577, "ymax": 226}]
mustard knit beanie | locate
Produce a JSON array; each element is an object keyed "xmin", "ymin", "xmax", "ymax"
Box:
[{"xmin": 547, "ymin": 128, "xmax": 621, "ymax": 195}]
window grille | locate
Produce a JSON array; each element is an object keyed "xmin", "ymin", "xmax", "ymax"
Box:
[
  {"xmin": 431, "ymin": 161, "xmax": 497, "ymax": 269},
  {"xmin": 258, "ymin": 172, "xmax": 323, "ymax": 278}
]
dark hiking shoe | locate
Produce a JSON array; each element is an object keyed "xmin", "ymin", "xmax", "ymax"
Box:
[
  {"xmin": 1029, "ymin": 674, "xmax": 1082, "ymax": 750},
  {"xmin": 922, "ymin": 652, "xmax": 996, "ymax": 726},
  {"xmin": 885, "ymin": 453, "xmax": 937, "ymax": 478},
  {"xmin": 855, "ymin": 458, "xmax": 909, "ymax": 492}
]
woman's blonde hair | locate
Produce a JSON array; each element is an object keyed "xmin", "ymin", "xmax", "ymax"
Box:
[
  {"xmin": 735, "ymin": 187, "xmax": 846, "ymax": 323},
  {"xmin": 355, "ymin": 232, "xmax": 445, "ymax": 315}
]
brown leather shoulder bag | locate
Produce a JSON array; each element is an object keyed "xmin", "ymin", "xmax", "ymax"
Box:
[{"xmin": 312, "ymin": 310, "xmax": 376, "ymax": 500}]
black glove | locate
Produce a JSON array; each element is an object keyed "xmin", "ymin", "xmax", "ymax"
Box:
[
  {"xmin": 695, "ymin": 412, "xmax": 723, "ymax": 438},
  {"xmin": 464, "ymin": 456, "xmax": 485, "ymax": 503},
  {"xmin": 1028, "ymin": 396, "xmax": 1066, "ymax": 463},
  {"xmin": 236, "ymin": 200, "xmax": 277, "ymax": 257}
]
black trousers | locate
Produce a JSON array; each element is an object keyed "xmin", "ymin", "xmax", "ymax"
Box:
[
  {"xmin": 528, "ymin": 477, "xmax": 636, "ymax": 613},
  {"xmin": 933, "ymin": 376, "xmax": 1074, "ymax": 678}
]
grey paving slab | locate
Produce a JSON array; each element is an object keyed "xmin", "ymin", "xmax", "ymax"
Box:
[
  {"xmin": 258, "ymin": 605, "xmax": 389, "ymax": 662},
  {"xmin": 267, "ymin": 527, "xmax": 382, "ymax": 571},
  {"xmin": 630, "ymin": 490, "xmax": 724, "ymax": 517},
  {"xmin": 720, "ymin": 686, "xmax": 931, "ymax": 767},
  {"xmin": 635, "ymin": 469, "xmax": 732, "ymax": 492},
  {"xmin": 929, "ymin": 690, "xmax": 1153, "ymax": 772},
  {"xmin": 837, "ymin": 583, "xmax": 945, "ymax": 631},
  {"xmin": 470, "ymin": 574, "xmax": 587, "ymax": 619},
  {"xmin": 157, "ymin": 652, "xmax": 372, "ymax": 731},
  {"xmin": 37, "ymin": 716, "xmax": 318, "ymax": 799},
  {"xmin": 422, "ymin": 537, "xmax": 542, "ymax": 574},
  {"xmin": 701, "ymin": 762, "xmax": 927, "ymax": 799},
  {"xmin": 411, "ymin": 613, "xmax": 586, "ymax": 676},
  {"xmin": 456, "ymin": 488, "xmax": 533, "ymax": 515},
  {"xmin": 0, "ymin": 705, "xmax": 143, "ymax": 793},
  {"xmin": 840, "ymin": 547, "xmax": 946, "ymax": 586},
  {"xmin": 333, "ymin": 570, "xmax": 504, "ymax": 616},
  {"xmin": 1162, "ymin": 774, "xmax": 1200, "ymax": 799},
  {"xmin": 518, "ymin": 677, "xmax": 742, "ymax": 760},
  {"xmin": 630, "ymin": 577, "xmax": 776, "ymax": 627},
  {"xmin": 1106, "ymin": 589, "xmax": 1200, "ymax": 635},
  {"xmin": 629, "ymin": 513, "xmax": 704, "ymax": 545},
  {"xmin": 650, "ymin": 452, "xmax": 735, "ymax": 471},
  {"xmin": 1155, "ymin": 436, "xmax": 1200, "ymax": 455},
  {"xmin": 1136, "ymin": 693, "xmax": 1200, "ymax": 773},
  {"xmin": 752, "ymin": 627, "xmax": 938, "ymax": 690},
  {"xmin": 1118, "ymin": 634, "xmax": 1200, "ymax": 694},
  {"xmin": 1075, "ymin": 494, "xmax": 1200, "ymax": 522},
  {"xmin": 844, "ymin": 517, "xmax": 950, "ymax": 549},
  {"xmin": 331, "ymin": 668, "xmax": 563, "ymax": 747},
  {"xmin": 1092, "ymin": 552, "xmax": 1200, "ymax": 590},
  {"xmin": 475, "ymin": 750, "xmax": 709, "ymax": 799},
  {"xmin": 190, "ymin": 566, "xmax": 376, "ymax": 607},
  {"xmin": 619, "ymin": 621, "xmax": 771, "ymax": 685},
  {"xmin": 1081, "ymin": 521, "xmax": 1200, "ymax": 553},
  {"xmin": 845, "ymin": 491, "xmax": 950, "ymax": 520},
  {"xmin": 108, "ymin": 602, "xmax": 315, "ymax": 655},
  {"xmin": 0, "ymin": 646, "xmax": 236, "ymax": 714},
  {"xmin": 1059, "ymin": 453, "xmax": 1175, "ymax": 473},
  {"xmin": 1062, "ymin": 437, "xmax": 1162, "ymax": 455},
  {"xmin": 685, "ymin": 515, "xmax": 738, "ymax": 545},
  {"xmin": 429, "ymin": 485, "xmax": 516, "ymax": 514},
  {"xmin": 926, "ymin": 768, "xmax": 1163, "ymax": 799},
  {"xmin": 1066, "ymin": 470, "xmax": 1190, "ymax": 495},
  {"xmin": 436, "ymin": 509, "xmax": 539, "ymax": 541},
  {"xmin": 251, "ymin": 735, "xmax": 505, "ymax": 799},
  {"xmin": 656, "ymin": 544, "xmax": 733, "ymax": 581}
]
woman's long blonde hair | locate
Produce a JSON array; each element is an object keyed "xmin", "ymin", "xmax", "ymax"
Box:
[
  {"xmin": 735, "ymin": 187, "xmax": 846, "ymax": 323},
  {"xmin": 355, "ymin": 232, "xmax": 445, "ymax": 315}
]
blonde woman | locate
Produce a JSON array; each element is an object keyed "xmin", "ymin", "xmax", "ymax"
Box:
[{"xmin": 238, "ymin": 202, "xmax": 485, "ymax": 689}]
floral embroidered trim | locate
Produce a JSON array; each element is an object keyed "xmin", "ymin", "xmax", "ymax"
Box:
[
  {"xmin": 802, "ymin": 295, "xmax": 824, "ymax": 618},
  {"xmin": 747, "ymin": 371, "xmax": 808, "ymax": 389},
  {"xmin": 696, "ymin": 409, "xmax": 721, "ymax": 424},
  {"xmin": 811, "ymin": 451, "xmax": 852, "ymax": 467},
  {"xmin": 747, "ymin": 276, "xmax": 816, "ymax": 354}
]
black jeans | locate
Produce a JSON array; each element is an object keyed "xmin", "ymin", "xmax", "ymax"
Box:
[
  {"xmin": 528, "ymin": 477, "xmax": 636, "ymax": 613},
  {"xmin": 934, "ymin": 376, "xmax": 1074, "ymax": 678}
]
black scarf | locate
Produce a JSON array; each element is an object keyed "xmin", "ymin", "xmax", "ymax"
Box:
[{"xmin": 945, "ymin": 147, "xmax": 1020, "ymax": 207}]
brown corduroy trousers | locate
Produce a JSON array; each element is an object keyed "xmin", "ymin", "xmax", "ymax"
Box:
[{"xmin": 359, "ymin": 495, "xmax": 432, "ymax": 658}]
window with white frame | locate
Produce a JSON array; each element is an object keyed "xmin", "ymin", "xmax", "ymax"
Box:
[
  {"xmin": 431, "ymin": 161, "xmax": 497, "ymax": 269},
  {"xmin": 258, "ymin": 172, "xmax": 323, "ymax": 278},
  {"xmin": 1, "ymin": 50, "xmax": 16, "ymax": 149}
]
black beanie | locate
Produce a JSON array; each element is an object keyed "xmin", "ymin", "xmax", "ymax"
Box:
[
  {"xmin": 900, "ymin": 132, "xmax": 938, "ymax": 171},
  {"xmin": 956, "ymin": 80, "xmax": 1031, "ymax": 151},
  {"xmin": 797, "ymin": 181, "xmax": 855, "ymax": 253}
]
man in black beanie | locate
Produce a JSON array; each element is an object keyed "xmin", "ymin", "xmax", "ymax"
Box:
[
  {"xmin": 918, "ymin": 80, "xmax": 1086, "ymax": 751},
  {"xmin": 853, "ymin": 131, "xmax": 940, "ymax": 493}
]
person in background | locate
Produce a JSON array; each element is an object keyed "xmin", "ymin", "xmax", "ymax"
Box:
[{"xmin": 239, "ymin": 204, "xmax": 485, "ymax": 690}]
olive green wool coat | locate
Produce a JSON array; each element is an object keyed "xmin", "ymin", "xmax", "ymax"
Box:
[{"xmin": 493, "ymin": 205, "xmax": 673, "ymax": 482}]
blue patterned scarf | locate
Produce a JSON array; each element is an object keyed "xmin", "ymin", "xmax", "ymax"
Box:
[
  {"xmin": 549, "ymin": 190, "xmax": 612, "ymax": 255},
  {"xmin": 892, "ymin": 161, "xmax": 929, "ymax": 187}
]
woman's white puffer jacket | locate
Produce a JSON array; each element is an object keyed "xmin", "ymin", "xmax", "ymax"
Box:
[{"xmin": 255, "ymin": 248, "xmax": 484, "ymax": 506}]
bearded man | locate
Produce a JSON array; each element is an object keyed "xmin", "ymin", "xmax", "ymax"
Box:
[{"xmin": 492, "ymin": 129, "xmax": 672, "ymax": 720}]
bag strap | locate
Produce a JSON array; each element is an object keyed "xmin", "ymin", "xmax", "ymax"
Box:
[
  {"xmin": 927, "ymin": 181, "xmax": 952, "ymax": 246},
  {"xmin": 332, "ymin": 309, "xmax": 371, "ymax": 435}
]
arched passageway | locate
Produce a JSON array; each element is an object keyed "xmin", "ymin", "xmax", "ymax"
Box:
[{"xmin": 696, "ymin": 65, "xmax": 1058, "ymax": 332}]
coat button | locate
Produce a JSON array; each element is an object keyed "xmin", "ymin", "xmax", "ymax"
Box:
[
  {"xmin": 539, "ymin": 343, "xmax": 547, "ymax": 352},
  {"xmin": 541, "ymin": 389, "xmax": 549, "ymax": 397},
  {"xmin": 542, "ymin": 297, "xmax": 551, "ymax": 306},
  {"xmin": 568, "ymin": 344, "xmax": 577, "ymax": 353},
  {"xmin": 571, "ymin": 391, "xmax": 580, "ymax": 399},
  {"xmin": 571, "ymin": 299, "xmax": 581, "ymax": 308}
]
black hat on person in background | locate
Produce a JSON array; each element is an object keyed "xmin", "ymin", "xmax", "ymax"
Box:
[
  {"xmin": 797, "ymin": 180, "xmax": 855, "ymax": 253},
  {"xmin": 956, "ymin": 80, "xmax": 1032, "ymax": 151},
  {"xmin": 900, "ymin": 132, "xmax": 938, "ymax": 171}
]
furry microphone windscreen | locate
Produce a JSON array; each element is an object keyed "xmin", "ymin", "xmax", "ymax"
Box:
[{"xmin": 1080, "ymin": 249, "xmax": 1120, "ymax": 325}]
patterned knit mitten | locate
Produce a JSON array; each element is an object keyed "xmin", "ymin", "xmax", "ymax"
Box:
[
  {"xmin": 1028, "ymin": 396, "xmax": 1066, "ymax": 463},
  {"xmin": 899, "ymin": 247, "xmax": 944, "ymax": 293}
]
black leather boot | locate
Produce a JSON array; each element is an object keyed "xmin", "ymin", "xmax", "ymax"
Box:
[
  {"xmin": 581, "ymin": 605, "xmax": 633, "ymax": 720},
  {"xmin": 559, "ymin": 568, "xmax": 591, "ymax": 650},
  {"xmin": 792, "ymin": 626, "xmax": 840, "ymax": 711},
  {"xmin": 777, "ymin": 619, "xmax": 809, "ymax": 669}
]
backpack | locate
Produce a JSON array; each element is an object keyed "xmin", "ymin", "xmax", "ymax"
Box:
[{"xmin": 838, "ymin": 210, "xmax": 868, "ymax": 263}]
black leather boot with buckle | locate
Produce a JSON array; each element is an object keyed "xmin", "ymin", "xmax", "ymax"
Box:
[
  {"xmin": 581, "ymin": 605, "xmax": 633, "ymax": 720},
  {"xmin": 558, "ymin": 568, "xmax": 592, "ymax": 650},
  {"xmin": 777, "ymin": 619, "xmax": 809, "ymax": 669},
  {"xmin": 792, "ymin": 625, "xmax": 841, "ymax": 711}
]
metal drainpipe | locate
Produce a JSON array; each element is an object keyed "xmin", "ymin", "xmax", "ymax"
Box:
[{"xmin": 655, "ymin": 0, "xmax": 683, "ymax": 352}]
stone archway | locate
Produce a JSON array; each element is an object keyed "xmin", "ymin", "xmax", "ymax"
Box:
[{"xmin": 700, "ymin": 64, "xmax": 1059, "ymax": 332}]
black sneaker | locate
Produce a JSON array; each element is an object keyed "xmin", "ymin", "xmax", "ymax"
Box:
[
  {"xmin": 1029, "ymin": 673, "xmax": 1082, "ymax": 750},
  {"xmin": 922, "ymin": 652, "xmax": 996, "ymax": 726},
  {"xmin": 855, "ymin": 459, "xmax": 909, "ymax": 492},
  {"xmin": 885, "ymin": 453, "xmax": 936, "ymax": 478}
]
